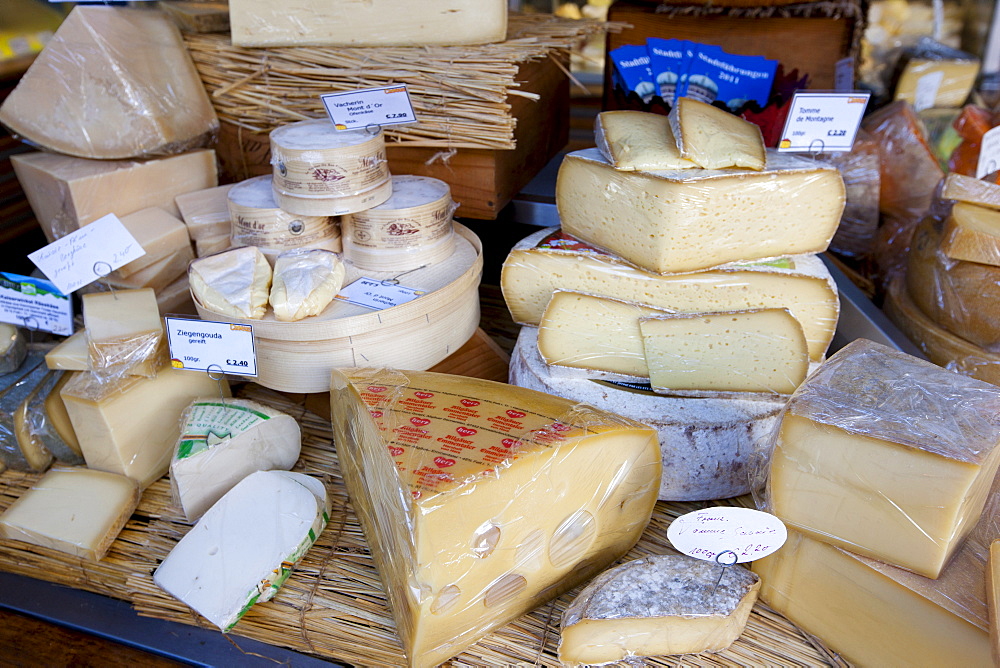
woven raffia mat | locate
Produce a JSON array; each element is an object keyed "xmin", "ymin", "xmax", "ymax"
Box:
[
  {"xmin": 185, "ymin": 14, "xmax": 618, "ymax": 150},
  {"xmin": 0, "ymin": 385, "xmax": 844, "ymax": 667}
]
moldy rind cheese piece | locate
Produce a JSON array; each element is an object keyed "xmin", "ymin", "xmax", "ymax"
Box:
[
  {"xmin": 188, "ymin": 246, "xmax": 272, "ymax": 319},
  {"xmin": 941, "ymin": 202, "xmax": 1000, "ymax": 266},
  {"xmin": 555, "ymin": 149, "xmax": 845, "ymax": 274},
  {"xmin": 330, "ymin": 368, "xmax": 661, "ymax": 668},
  {"xmin": 82, "ymin": 289, "xmax": 164, "ymax": 377},
  {"xmin": 594, "ymin": 110, "xmax": 696, "ymax": 171},
  {"xmin": 668, "ymin": 97, "xmax": 765, "ymax": 171},
  {"xmin": 768, "ymin": 338, "xmax": 1000, "ymax": 578},
  {"xmin": 268, "ymin": 250, "xmax": 346, "ymax": 322},
  {"xmin": 559, "ymin": 555, "xmax": 760, "ymax": 665}
]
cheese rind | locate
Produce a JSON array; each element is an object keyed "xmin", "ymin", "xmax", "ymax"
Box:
[
  {"xmin": 188, "ymin": 246, "xmax": 272, "ymax": 319},
  {"xmin": 941, "ymin": 202, "xmax": 1000, "ymax": 266},
  {"xmin": 268, "ymin": 250, "xmax": 346, "ymax": 322},
  {"xmin": 594, "ymin": 110, "xmax": 696, "ymax": 171},
  {"xmin": 668, "ymin": 97, "xmax": 766, "ymax": 170},
  {"xmin": 0, "ymin": 324, "xmax": 26, "ymax": 374}
]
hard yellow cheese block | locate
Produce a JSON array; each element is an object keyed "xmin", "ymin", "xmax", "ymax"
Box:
[
  {"xmin": 175, "ymin": 184, "xmax": 234, "ymax": 241},
  {"xmin": 82, "ymin": 289, "xmax": 163, "ymax": 376},
  {"xmin": 110, "ymin": 207, "xmax": 192, "ymax": 279},
  {"xmin": 941, "ymin": 202, "xmax": 1000, "ymax": 266},
  {"xmin": 769, "ymin": 339, "xmax": 1000, "ymax": 578},
  {"xmin": 330, "ymin": 369, "xmax": 661, "ymax": 667},
  {"xmin": 669, "ymin": 97, "xmax": 766, "ymax": 170},
  {"xmin": 942, "ymin": 173, "xmax": 1000, "ymax": 211},
  {"xmin": 894, "ymin": 58, "xmax": 980, "ymax": 109},
  {"xmin": 594, "ymin": 110, "xmax": 695, "ymax": 171},
  {"xmin": 555, "ymin": 149, "xmax": 845, "ymax": 273},
  {"xmin": 989, "ymin": 540, "xmax": 1000, "ymax": 663},
  {"xmin": 45, "ymin": 330, "xmax": 89, "ymax": 371}
]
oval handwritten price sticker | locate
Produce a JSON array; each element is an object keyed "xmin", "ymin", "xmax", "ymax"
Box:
[{"xmin": 667, "ymin": 507, "xmax": 787, "ymax": 563}]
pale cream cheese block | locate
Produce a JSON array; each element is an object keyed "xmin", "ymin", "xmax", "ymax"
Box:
[
  {"xmin": 188, "ymin": 246, "xmax": 272, "ymax": 320},
  {"xmin": 110, "ymin": 207, "xmax": 192, "ymax": 279},
  {"xmin": 0, "ymin": 360, "xmax": 53, "ymax": 472},
  {"xmin": 989, "ymin": 540, "xmax": 1000, "ymax": 664},
  {"xmin": 0, "ymin": 323, "xmax": 26, "ymax": 374},
  {"xmin": 230, "ymin": 0, "xmax": 507, "ymax": 47},
  {"xmin": 594, "ymin": 110, "xmax": 696, "ymax": 171},
  {"xmin": 98, "ymin": 242, "xmax": 194, "ymax": 292},
  {"xmin": 894, "ymin": 58, "xmax": 980, "ymax": 109},
  {"xmin": 555, "ymin": 149, "xmax": 845, "ymax": 274},
  {"xmin": 170, "ymin": 399, "xmax": 302, "ymax": 522},
  {"xmin": 154, "ymin": 470, "xmax": 329, "ymax": 631},
  {"xmin": 46, "ymin": 331, "xmax": 89, "ymax": 371},
  {"xmin": 941, "ymin": 201, "xmax": 1000, "ymax": 266},
  {"xmin": 268, "ymin": 249, "xmax": 346, "ymax": 322},
  {"xmin": 175, "ymin": 184, "xmax": 235, "ymax": 241},
  {"xmin": 82, "ymin": 289, "xmax": 164, "ymax": 377},
  {"xmin": 559, "ymin": 555, "xmax": 760, "ymax": 665},
  {"xmin": 155, "ymin": 274, "xmax": 197, "ymax": 317},
  {"xmin": 0, "ymin": 6, "xmax": 218, "ymax": 160},
  {"xmin": 195, "ymin": 234, "xmax": 232, "ymax": 258},
  {"xmin": 0, "ymin": 467, "xmax": 140, "ymax": 561},
  {"xmin": 330, "ymin": 368, "xmax": 661, "ymax": 667},
  {"xmin": 942, "ymin": 172, "xmax": 1000, "ymax": 211},
  {"xmin": 668, "ymin": 97, "xmax": 766, "ymax": 171},
  {"xmin": 769, "ymin": 338, "xmax": 1000, "ymax": 578},
  {"xmin": 501, "ymin": 228, "xmax": 839, "ymax": 362},
  {"xmin": 19, "ymin": 370, "xmax": 84, "ymax": 466}
]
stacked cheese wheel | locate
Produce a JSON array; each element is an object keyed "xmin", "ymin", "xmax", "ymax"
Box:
[{"xmin": 502, "ymin": 101, "xmax": 847, "ymax": 503}]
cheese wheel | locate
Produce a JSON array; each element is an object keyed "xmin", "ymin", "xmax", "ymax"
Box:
[{"xmin": 228, "ymin": 175, "xmax": 340, "ymax": 253}]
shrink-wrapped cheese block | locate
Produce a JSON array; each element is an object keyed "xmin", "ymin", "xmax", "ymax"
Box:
[
  {"xmin": 989, "ymin": 540, "xmax": 1000, "ymax": 663},
  {"xmin": 941, "ymin": 202, "xmax": 1000, "ymax": 266},
  {"xmin": 816, "ymin": 128, "xmax": 882, "ymax": 258},
  {"xmin": 18, "ymin": 370, "xmax": 84, "ymax": 466},
  {"xmin": 109, "ymin": 208, "xmax": 191, "ymax": 279},
  {"xmin": 594, "ymin": 110, "xmax": 695, "ymax": 171},
  {"xmin": 942, "ymin": 173, "xmax": 1000, "ymax": 211},
  {"xmin": 82, "ymin": 289, "xmax": 164, "ymax": 378},
  {"xmin": 175, "ymin": 184, "xmax": 234, "ymax": 241},
  {"xmin": 668, "ymin": 97, "xmax": 766, "ymax": 171},
  {"xmin": 42, "ymin": 373, "xmax": 84, "ymax": 464},
  {"xmin": 0, "ymin": 361, "xmax": 53, "ymax": 472},
  {"xmin": 330, "ymin": 368, "xmax": 661, "ymax": 667}
]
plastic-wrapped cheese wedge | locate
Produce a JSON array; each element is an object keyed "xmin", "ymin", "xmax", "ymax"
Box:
[
  {"xmin": 170, "ymin": 399, "xmax": 301, "ymax": 522},
  {"xmin": 268, "ymin": 249, "xmax": 346, "ymax": 322},
  {"xmin": 0, "ymin": 324, "xmax": 26, "ymax": 374},
  {"xmin": 0, "ymin": 467, "xmax": 140, "ymax": 561},
  {"xmin": 669, "ymin": 97, "xmax": 766, "ymax": 170},
  {"xmin": 555, "ymin": 149, "xmax": 845, "ymax": 274},
  {"xmin": 330, "ymin": 368, "xmax": 661, "ymax": 667},
  {"xmin": 18, "ymin": 370, "xmax": 84, "ymax": 466},
  {"xmin": 154, "ymin": 470, "xmax": 329, "ymax": 631},
  {"xmin": 83, "ymin": 289, "xmax": 164, "ymax": 377},
  {"xmin": 941, "ymin": 202, "xmax": 1000, "ymax": 266},
  {"xmin": 41, "ymin": 373, "xmax": 84, "ymax": 463},
  {"xmin": 0, "ymin": 361, "xmax": 53, "ymax": 472},
  {"xmin": 942, "ymin": 172, "xmax": 1000, "ymax": 211},
  {"xmin": 188, "ymin": 246, "xmax": 272, "ymax": 319},
  {"xmin": 559, "ymin": 555, "xmax": 760, "ymax": 665},
  {"xmin": 594, "ymin": 110, "xmax": 696, "ymax": 171},
  {"xmin": 175, "ymin": 184, "xmax": 234, "ymax": 241}
]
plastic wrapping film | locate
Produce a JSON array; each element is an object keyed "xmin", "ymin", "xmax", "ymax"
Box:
[
  {"xmin": 227, "ymin": 175, "xmax": 341, "ymax": 253},
  {"xmin": 945, "ymin": 105, "xmax": 998, "ymax": 176},
  {"xmin": 0, "ymin": 6, "xmax": 218, "ymax": 160},
  {"xmin": 329, "ymin": 367, "xmax": 661, "ymax": 667},
  {"xmin": 81, "ymin": 289, "xmax": 167, "ymax": 384},
  {"xmin": 0, "ymin": 324, "xmax": 27, "ymax": 374},
  {"xmin": 942, "ymin": 172, "xmax": 1000, "ymax": 211},
  {"xmin": 268, "ymin": 249, "xmax": 346, "ymax": 322},
  {"xmin": 0, "ymin": 350, "xmax": 54, "ymax": 473},
  {"xmin": 188, "ymin": 246, "xmax": 273, "ymax": 320},
  {"xmin": 891, "ymin": 37, "xmax": 980, "ymax": 110},
  {"xmin": 593, "ymin": 110, "xmax": 695, "ymax": 171},
  {"xmin": 175, "ymin": 184, "xmax": 235, "ymax": 242},
  {"xmin": 20, "ymin": 370, "xmax": 85, "ymax": 466},
  {"xmin": 756, "ymin": 338, "xmax": 1000, "ymax": 579},
  {"xmin": 558, "ymin": 555, "xmax": 760, "ymax": 665},
  {"xmin": 815, "ymin": 129, "xmax": 881, "ymax": 258}
]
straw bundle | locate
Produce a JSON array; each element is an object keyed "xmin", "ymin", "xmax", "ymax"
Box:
[{"xmin": 184, "ymin": 15, "xmax": 616, "ymax": 150}]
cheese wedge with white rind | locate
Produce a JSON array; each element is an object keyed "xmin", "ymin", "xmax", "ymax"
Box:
[
  {"xmin": 82, "ymin": 289, "xmax": 164, "ymax": 377},
  {"xmin": 594, "ymin": 110, "xmax": 696, "ymax": 171},
  {"xmin": 941, "ymin": 202, "xmax": 1000, "ymax": 266},
  {"xmin": 188, "ymin": 246, "xmax": 272, "ymax": 319},
  {"xmin": 0, "ymin": 361, "xmax": 53, "ymax": 472},
  {"xmin": 268, "ymin": 249, "xmax": 346, "ymax": 322},
  {"xmin": 154, "ymin": 470, "xmax": 329, "ymax": 631},
  {"xmin": 330, "ymin": 368, "xmax": 661, "ymax": 667},
  {"xmin": 559, "ymin": 555, "xmax": 760, "ymax": 665},
  {"xmin": 0, "ymin": 324, "xmax": 26, "ymax": 374},
  {"xmin": 170, "ymin": 399, "xmax": 301, "ymax": 522},
  {"xmin": 555, "ymin": 149, "xmax": 845, "ymax": 274},
  {"xmin": 20, "ymin": 370, "xmax": 84, "ymax": 466},
  {"xmin": 668, "ymin": 97, "xmax": 766, "ymax": 170}
]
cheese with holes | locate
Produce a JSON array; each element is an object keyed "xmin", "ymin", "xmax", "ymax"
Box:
[
  {"xmin": 170, "ymin": 399, "xmax": 301, "ymax": 522},
  {"xmin": 555, "ymin": 149, "xmax": 844, "ymax": 273},
  {"xmin": 0, "ymin": 6, "xmax": 218, "ymax": 160},
  {"xmin": 175, "ymin": 184, "xmax": 234, "ymax": 241},
  {"xmin": 668, "ymin": 97, "xmax": 765, "ymax": 170},
  {"xmin": 501, "ymin": 229, "xmax": 839, "ymax": 362},
  {"xmin": 330, "ymin": 368, "xmax": 660, "ymax": 667},
  {"xmin": 110, "ymin": 208, "xmax": 191, "ymax": 279},
  {"xmin": 0, "ymin": 467, "xmax": 140, "ymax": 561},
  {"xmin": 640, "ymin": 309, "xmax": 808, "ymax": 394},
  {"xmin": 154, "ymin": 470, "xmax": 329, "ymax": 631},
  {"xmin": 61, "ymin": 363, "xmax": 230, "ymax": 488},
  {"xmin": 0, "ymin": 324, "xmax": 26, "ymax": 374},
  {"xmin": 941, "ymin": 202, "xmax": 1000, "ymax": 266},
  {"xmin": 11, "ymin": 149, "xmax": 217, "ymax": 243},
  {"xmin": 20, "ymin": 371, "xmax": 84, "ymax": 466},
  {"xmin": 189, "ymin": 246, "xmax": 272, "ymax": 319},
  {"xmin": 769, "ymin": 339, "xmax": 1000, "ymax": 578},
  {"xmin": 82, "ymin": 289, "xmax": 163, "ymax": 376},
  {"xmin": 942, "ymin": 173, "xmax": 1000, "ymax": 210},
  {"xmin": 989, "ymin": 540, "xmax": 1000, "ymax": 663},
  {"xmin": 559, "ymin": 555, "xmax": 760, "ymax": 665},
  {"xmin": 268, "ymin": 250, "xmax": 346, "ymax": 322},
  {"xmin": 46, "ymin": 331, "xmax": 89, "ymax": 371},
  {"xmin": 594, "ymin": 110, "xmax": 695, "ymax": 171}
]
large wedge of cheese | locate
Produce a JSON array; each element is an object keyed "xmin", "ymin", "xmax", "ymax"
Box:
[
  {"xmin": 769, "ymin": 339, "xmax": 1000, "ymax": 578},
  {"xmin": 330, "ymin": 368, "xmax": 661, "ymax": 667},
  {"xmin": 268, "ymin": 249, "xmax": 346, "ymax": 322},
  {"xmin": 170, "ymin": 399, "xmax": 301, "ymax": 522},
  {"xmin": 668, "ymin": 97, "xmax": 766, "ymax": 170},
  {"xmin": 82, "ymin": 289, "xmax": 164, "ymax": 377},
  {"xmin": 501, "ymin": 228, "xmax": 839, "ymax": 362},
  {"xmin": 941, "ymin": 202, "xmax": 1000, "ymax": 266},
  {"xmin": 555, "ymin": 149, "xmax": 844, "ymax": 273},
  {"xmin": 188, "ymin": 246, "xmax": 272, "ymax": 320},
  {"xmin": 559, "ymin": 555, "xmax": 760, "ymax": 664},
  {"xmin": 0, "ymin": 6, "xmax": 218, "ymax": 160},
  {"xmin": 594, "ymin": 110, "xmax": 695, "ymax": 171},
  {"xmin": 154, "ymin": 470, "xmax": 329, "ymax": 631}
]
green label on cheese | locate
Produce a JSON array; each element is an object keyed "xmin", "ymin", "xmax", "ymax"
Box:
[{"xmin": 176, "ymin": 401, "xmax": 272, "ymax": 460}]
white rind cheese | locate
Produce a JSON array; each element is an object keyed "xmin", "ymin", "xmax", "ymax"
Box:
[
  {"xmin": 268, "ymin": 249, "xmax": 346, "ymax": 322},
  {"xmin": 594, "ymin": 110, "xmax": 696, "ymax": 171},
  {"xmin": 189, "ymin": 246, "xmax": 273, "ymax": 319},
  {"xmin": 668, "ymin": 97, "xmax": 766, "ymax": 170}
]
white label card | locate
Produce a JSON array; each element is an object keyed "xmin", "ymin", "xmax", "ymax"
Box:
[
  {"xmin": 0, "ymin": 272, "xmax": 73, "ymax": 336},
  {"xmin": 914, "ymin": 71, "xmax": 945, "ymax": 112},
  {"xmin": 977, "ymin": 125, "xmax": 1000, "ymax": 178},
  {"xmin": 834, "ymin": 58, "xmax": 854, "ymax": 92},
  {"xmin": 165, "ymin": 317, "xmax": 258, "ymax": 378},
  {"xmin": 667, "ymin": 507, "xmax": 788, "ymax": 564},
  {"xmin": 321, "ymin": 85, "xmax": 417, "ymax": 130},
  {"xmin": 778, "ymin": 92, "xmax": 870, "ymax": 153},
  {"xmin": 335, "ymin": 277, "xmax": 426, "ymax": 310},
  {"xmin": 27, "ymin": 213, "xmax": 145, "ymax": 295}
]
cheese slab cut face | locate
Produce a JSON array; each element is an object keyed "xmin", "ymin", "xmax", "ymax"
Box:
[
  {"xmin": 82, "ymin": 289, "xmax": 163, "ymax": 376},
  {"xmin": 46, "ymin": 331, "xmax": 89, "ymax": 371},
  {"xmin": 559, "ymin": 555, "xmax": 760, "ymax": 665},
  {"xmin": 0, "ymin": 6, "xmax": 218, "ymax": 160},
  {"xmin": 189, "ymin": 246, "xmax": 272, "ymax": 319},
  {"xmin": 668, "ymin": 97, "xmax": 766, "ymax": 170},
  {"xmin": 594, "ymin": 110, "xmax": 695, "ymax": 171},
  {"xmin": 501, "ymin": 229, "xmax": 839, "ymax": 362},
  {"xmin": 0, "ymin": 324, "xmax": 26, "ymax": 374},
  {"xmin": 170, "ymin": 399, "xmax": 301, "ymax": 522},
  {"xmin": 268, "ymin": 249, "xmax": 346, "ymax": 322},
  {"xmin": 941, "ymin": 202, "xmax": 1000, "ymax": 266},
  {"xmin": 195, "ymin": 234, "xmax": 232, "ymax": 258},
  {"xmin": 175, "ymin": 184, "xmax": 234, "ymax": 241},
  {"xmin": 555, "ymin": 149, "xmax": 845, "ymax": 274},
  {"xmin": 769, "ymin": 339, "xmax": 1000, "ymax": 578},
  {"xmin": 639, "ymin": 309, "xmax": 809, "ymax": 394},
  {"xmin": 110, "ymin": 207, "xmax": 191, "ymax": 279},
  {"xmin": 989, "ymin": 540, "xmax": 1000, "ymax": 663},
  {"xmin": 100, "ymin": 242, "xmax": 194, "ymax": 292},
  {"xmin": 0, "ymin": 467, "xmax": 140, "ymax": 561},
  {"xmin": 154, "ymin": 470, "xmax": 329, "ymax": 631},
  {"xmin": 330, "ymin": 368, "xmax": 661, "ymax": 667},
  {"xmin": 942, "ymin": 172, "xmax": 1000, "ymax": 211}
]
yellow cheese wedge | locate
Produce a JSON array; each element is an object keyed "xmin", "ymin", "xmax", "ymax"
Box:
[
  {"xmin": 1, "ymin": 361, "xmax": 53, "ymax": 472},
  {"xmin": 21, "ymin": 370, "xmax": 84, "ymax": 466},
  {"xmin": 594, "ymin": 110, "xmax": 695, "ymax": 171},
  {"xmin": 894, "ymin": 58, "xmax": 980, "ymax": 109},
  {"xmin": 668, "ymin": 97, "xmax": 765, "ymax": 170},
  {"xmin": 941, "ymin": 202, "xmax": 1000, "ymax": 266},
  {"xmin": 82, "ymin": 289, "xmax": 164, "ymax": 377},
  {"xmin": 942, "ymin": 173, "xmax": 1000, "ymax": 211},
  {"xmin": 44, "ymin": 373, "xmax": 83, "ymax": 461},
  {"xmin": 109, "ymin": 207, "xmax": 192, "ymax": 279},
  {"xmin": 45, "ymin": 331, "xmax": 89, "ymax": 371}
]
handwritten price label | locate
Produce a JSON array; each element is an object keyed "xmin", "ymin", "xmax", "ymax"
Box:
[{"xmin": 667, "ymin": 507, "xmax": 787, "ymax": 564}]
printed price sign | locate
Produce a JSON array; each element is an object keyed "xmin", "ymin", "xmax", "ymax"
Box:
[
  {"xmin": 165, "ymin": 317, "xmax": 258, "ymax": 377},
  {"xmin": 667, "ymin": 507, "xmax": 787, "ymax": 564},
  {"xmin": 321, "ymin": 85, "xmax": 417, "ymax": 130},
  {"xmin": 27, "ymin": 213, "xmax": 145, "ymax": 295},
  {"xmin": 0, "ymin": 272, "xmax": 73, "ymax": 336},
  {"xmin": 977, "ymin": 125, "xmax": 1000, "ymax": 178},
  {"xmin": 778, "ymin": 92, "xmax": 870, "ymax": 153},
  {"xmin": 335, "ymin": 277, "xmax": 426, "ymax": 310}
]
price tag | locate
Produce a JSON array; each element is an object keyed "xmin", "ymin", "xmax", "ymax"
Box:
[
  {"xmin": 778, "ymin": 92, "xmax": 870, "ymax": 153},
  {"xmin": 667, "ymin": 507, "xmax": 787, "ymax": 564},
  {"xmin": 27, "ymin": 213, "xmax": 145, "ymax": 295},
  {"xmin": 335, "ymin": 277, "xmax": 426, "ymax": 310},
  {"xmin": 321, "ymin": 85, "xmax": 417, "ymax": 130},
  {"xmin": 0, "ymin": 272, "xmax": 73, "ymax": 336},
  {"xmin": 914, "ymin": 71, "xmax": 945, "ymax": 112},
  {"xmin": 834, "ymin": 57, "xmax": 854, "ymax": 92},
  {"xmin": 165, "ymin": 317, "xmax": 258, "ymax": 377},
  {"xmin": 977, "ymin": 125, "xmax": 1000, "ymax": 178}
]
